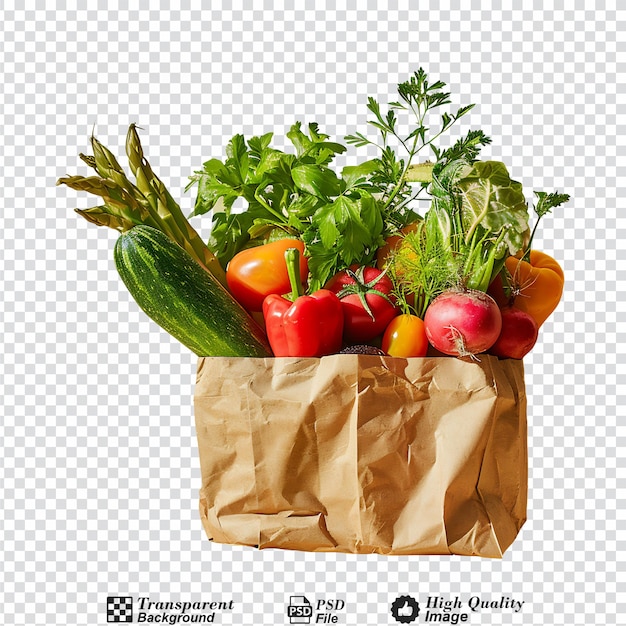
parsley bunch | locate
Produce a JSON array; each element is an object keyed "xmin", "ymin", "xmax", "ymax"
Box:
[{"xmin": 187, "ymin": 121, "xmax": 384, "ymax": 291}]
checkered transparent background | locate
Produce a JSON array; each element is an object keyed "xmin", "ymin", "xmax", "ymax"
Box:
[{"xmin": 1, "ymin": 1, "xmax": 624, "ymax": 624}]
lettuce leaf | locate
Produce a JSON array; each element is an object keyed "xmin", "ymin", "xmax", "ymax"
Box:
[
  {"xmin": 425, "ymin": 159, "xmax": 530, "ymax": 292},
  {"xmin": 456, "ymin": 160, "xmax": 529, "ymax": 256}
]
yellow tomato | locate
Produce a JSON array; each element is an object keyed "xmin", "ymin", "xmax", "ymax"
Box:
[{"xmin": 382, "ymin": 314, "xmax": 429, "ymax": 357}]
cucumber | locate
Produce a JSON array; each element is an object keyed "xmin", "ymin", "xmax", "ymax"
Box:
[{"xmin": 114, "ymin": 225, "xmax": 272, "ymax": 357}]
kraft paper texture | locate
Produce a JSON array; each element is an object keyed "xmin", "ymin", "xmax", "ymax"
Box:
[{"xmin": 194, "ymin": 355, "xmax": 527, "ymax": 558}]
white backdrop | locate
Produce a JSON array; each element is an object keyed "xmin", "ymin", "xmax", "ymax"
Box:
[{"xmin": 1, "ymin": 1, "xmax": 623, "ymax": 625}]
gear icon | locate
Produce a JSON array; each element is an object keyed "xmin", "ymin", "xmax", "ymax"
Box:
[{"xmin": 391, "ymin": 595, "xmax": 420, "ymax": 623}]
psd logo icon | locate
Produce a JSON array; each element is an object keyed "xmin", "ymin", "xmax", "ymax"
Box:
[
  {"xmin": 391, "ymin": 595, "xmax": 420, "ymax": 624},
  {"xmin": 107, "ymin": 597, "xmax": 133, "ymax": 623},
  {"xmin": 287, "ymin": 595, "xmax": 313, "ymax": 624}
]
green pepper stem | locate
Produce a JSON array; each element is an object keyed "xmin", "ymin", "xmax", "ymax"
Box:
[{"xmin": 285, "ymin": 248, "xmax": 304, "ymax": 301}]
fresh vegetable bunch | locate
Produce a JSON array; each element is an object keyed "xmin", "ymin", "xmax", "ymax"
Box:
[{"xmin": 59, "ymin": 69, "xmax": 568, "ymax": 361}]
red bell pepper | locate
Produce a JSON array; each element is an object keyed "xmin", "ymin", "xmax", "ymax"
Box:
[{"xmin": 262, "ymin": 248, "xmax": 344, "ymax": 357}]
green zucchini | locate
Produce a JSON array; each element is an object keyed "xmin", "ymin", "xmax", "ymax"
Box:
[{"xmin": 114, "ymin": 225, "xmax": 272, "ymax": 357}]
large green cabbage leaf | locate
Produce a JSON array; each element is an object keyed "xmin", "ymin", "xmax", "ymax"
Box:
[
  {"xmin": 424, "ymin": 159, "xmax": 530, "ymax": 292},
  {"xmin": 456, "ymin": 160, "xmax": 529, "ymax": 256}
]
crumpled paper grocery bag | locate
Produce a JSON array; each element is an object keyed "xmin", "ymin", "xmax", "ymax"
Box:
[{"xmin": 194, "ymin": 354, "xmax": 527, "ymax": 558}]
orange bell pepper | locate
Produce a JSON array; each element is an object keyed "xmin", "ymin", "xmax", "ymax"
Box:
[
  {"xmin": 490, "ymin": 250, "xmax": 564, "ymax": 328},
  {"xmin": 226, "ymin": 238, "xmax": 308, "ymax": 312}
]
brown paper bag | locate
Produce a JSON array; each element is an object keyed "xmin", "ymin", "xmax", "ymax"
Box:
[{"xmin": 194, "ymin": 354, "xmax": 527, "ymax": 558}]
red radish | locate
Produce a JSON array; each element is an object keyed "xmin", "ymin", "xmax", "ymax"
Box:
[
  {"xmin": 424, "ymin": 289, "xmax": 502, "ymax": 357},
  {"xmin": 489, "ymin": 305, "xmax": 539, "ymax": 359}
]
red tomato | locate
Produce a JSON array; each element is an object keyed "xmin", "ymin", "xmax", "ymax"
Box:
[
  {"xmin": 325, "ymin": 266, "xmax": 399, "ymax": 343},
  {"xmin": 226, "ymin": 239, "xmax": 308, "ymax": 312},
  {"xmin": 381, "ymin": 314, "xmax": 429, "ymax": 357}
]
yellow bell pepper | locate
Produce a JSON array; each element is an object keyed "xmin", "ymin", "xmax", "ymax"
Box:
[{"xmin": 503, "ymin": 250, "xmax": 565, "ymax": 327}]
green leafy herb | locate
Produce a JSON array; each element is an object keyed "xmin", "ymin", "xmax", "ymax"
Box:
[
  {"xmin": 346, "ymin": 69, "xmax": 487, "ymax": 217},
  {"xmin": 521, "ymin": 190, "xmax": 570, "ymax": 261},
  {"xmin": 187, "ymin": 122, "xmax": 386, "ymax": 290},
  {"xmin": 389, "ymin": 221, "xmax": 460, "ymax": 319},
  {"xmin": 188, "ymin": 68, "xmax": 562, "ymax": 296}
]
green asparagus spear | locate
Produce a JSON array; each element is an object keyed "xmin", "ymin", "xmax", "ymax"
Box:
[{"xmin": 58, "ymin": 125, "xmax": 227, "ymax": 287}]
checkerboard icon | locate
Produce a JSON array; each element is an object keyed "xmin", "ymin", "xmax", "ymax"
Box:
[{"xmin": 107, "ymin": 597, "xmax": 133, "ymax": 623}]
